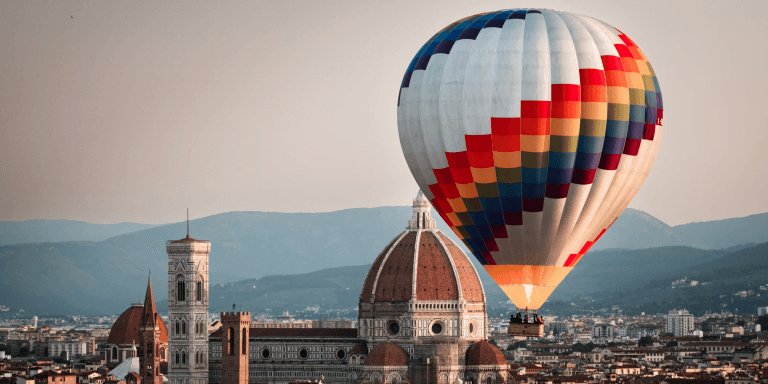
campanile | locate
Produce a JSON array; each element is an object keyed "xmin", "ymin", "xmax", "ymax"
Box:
[{"xmin": 167, "ymin": 220, "xmax": 210, "ymax": 384}]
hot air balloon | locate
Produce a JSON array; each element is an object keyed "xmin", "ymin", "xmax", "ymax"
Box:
[{"xmin": 397, "ymin": 9, "xmax": 663, "ymax": 336}]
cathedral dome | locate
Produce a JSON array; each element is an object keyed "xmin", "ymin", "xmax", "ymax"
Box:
[
  {"xmin": 465, "ymin": 341, "xmax": 506, "ymax": 366},
  {"xmin": 359, "ymin": 194, "xmax": 485, "ymax": 304},
  {"xmin": 108, "ymin": 303, "xmax": 168, "ymax": 345},
  {"xmin": 364, "ymin": 342, "xmax": 409, "ymax": 366}
]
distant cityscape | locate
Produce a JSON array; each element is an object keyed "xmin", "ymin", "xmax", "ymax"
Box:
[
  {"xmin": 1, "ymin": 196, "xmax": 768, "ymax": 384},
  {"xmin": 2, "ymin": 307, "xmax": 768, "ymax": 383}
]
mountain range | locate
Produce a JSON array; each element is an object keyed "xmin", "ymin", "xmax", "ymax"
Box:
[{"xmin": 1, "ymin": 207, "xmax": 766, "ymax": 316}]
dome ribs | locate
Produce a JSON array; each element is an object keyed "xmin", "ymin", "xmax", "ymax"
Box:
[
  {"xmin": 438, "ymin": 232, "xmax": 485, "ymax": 303},
  {"xmin": 374, "ymin": 232, "xmax": 417, "ymax": 302},
  {"xmin": 415, "ymin": 232, "xmax": 459, "ymax": 301},
  {"xmin": 360, "ymin": 234, "xmax": 402, "ymax": 302}
]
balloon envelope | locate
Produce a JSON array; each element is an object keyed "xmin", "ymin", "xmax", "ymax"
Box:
[{"xmin": 397, "ymin": 9, "xmax": 663, "ymax": 310}]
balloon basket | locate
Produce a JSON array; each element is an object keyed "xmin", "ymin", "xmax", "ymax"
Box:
[{"xmin": 508, "ymin": 322, "xmax": 544, "ymax": 338}]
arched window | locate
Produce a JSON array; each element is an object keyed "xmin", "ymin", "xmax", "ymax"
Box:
[
  {"xmin": 228, "ymin": 328, "xmax": 235, "ymax": 356},
  {"xmin": 487, "ymin": 377, "xmax": 492, "ymax": 384},
  {"xmin": 196, "ymin": 279, "xmax": 202, "ymax": 302},
  {"xmin": 175, "ymin": 321, "xmax": 180, "ymax": 335},
  {"xmin": 182, "ymin": 321, "xmax": 186, "ymax": 334},
  {"xmin": 242, "ymin": 327, "xmax": 247, "ymax": 355},
  {"xmin": 112, "ymin": 346, "xmax": 117, "ymax": 360},
  {"xmin": 181, "ymin": 351, "xmax": 186, "ymax": 365},
  {"xmin": 175, "ymin": 352, "xmax": 179, "ymax": 365},
  {"xmin": 195, "ymin": 351, "xmax": 198, "ymax": 364},
  {"xmin": 177, "ymin": 279, "xmax": 186, "ymax": 302}
]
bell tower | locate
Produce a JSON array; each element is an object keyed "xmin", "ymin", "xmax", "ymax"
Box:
[
  {"xmin": 167, "ymin": 213, "xmax": 210, "ymax": 384},
  {"xmin": 139, "ymin": 275, "xmax": 162, "ymax": 384}
]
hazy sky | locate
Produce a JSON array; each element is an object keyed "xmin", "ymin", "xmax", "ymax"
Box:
[{"xmin": 1, "ymin": 0, "xmax": 766, "ymax": 226}]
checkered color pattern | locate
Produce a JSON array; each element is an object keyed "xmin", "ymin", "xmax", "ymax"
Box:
[{"xmin": 397, "ymin": 9, "xmax": 663, "ymax": 310}]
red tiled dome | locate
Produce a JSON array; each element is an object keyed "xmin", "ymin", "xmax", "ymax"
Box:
[
  {"xmin": 359, "ymin": 230, "xmax": 484, "ymax": 303},
  {"xmin": 365, "ymin": 342, "xmax": 409, "ymax": 366},
  {"xmin": 108, "ymin": 304, "xmax": 168, "ymax": 345},
  {"xmin": 466, "ymin": 341, "xmax": 507, "ymax": 366}
]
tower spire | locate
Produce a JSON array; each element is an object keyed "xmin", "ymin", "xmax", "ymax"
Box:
[{"xmin": 142, "ymin": 273, "xmax": 158, "ymax": 325}]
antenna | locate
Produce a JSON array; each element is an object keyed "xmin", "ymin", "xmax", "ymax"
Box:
[{"xmin": 186, "ymin": 208, "xmax": 190, "ymax": 238}]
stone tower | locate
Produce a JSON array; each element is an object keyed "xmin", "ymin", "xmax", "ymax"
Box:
[
  {"xmin": 139, "ymin": 275, "xmax": 163, "ymax": 384},
  {"xmin": 220, "ymin": 311, "xmax": 250, "ymax": 384},
  {"xmin": 167, "ymin": 225, "xmax": 210, "ymax": 384}
]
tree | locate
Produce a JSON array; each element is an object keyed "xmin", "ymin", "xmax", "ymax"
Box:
[
  {"xmin": 507, "ymin": 341, "xmax": 527, "ymax": 351},
  {"xmin": 666, "ymin": 340, "xmax": 678, "ymax": 348},
  {"xmin": 757, "ymin": 315, "xmax": 768, "ymax": 330},
  {"xmin": 638, "ymin": 336, "xmax": 654, "ymax": 348}
]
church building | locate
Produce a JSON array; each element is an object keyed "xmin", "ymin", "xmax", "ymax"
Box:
[
  {"xmin": 204, "ymin": 192, "xmax": 509, "ymax": 384},
  {"xmin": 108, "ymin": 192, "xmax": 508, "ymax": 384}
]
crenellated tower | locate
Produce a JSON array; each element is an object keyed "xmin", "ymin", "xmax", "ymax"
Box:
[
  {"xmin": 167, "ymin": 219, "xmax": 210, "ymax": 384},
  {"xmin": 220, "ymin": 311, "xmax": 250, "ymax": 384}
]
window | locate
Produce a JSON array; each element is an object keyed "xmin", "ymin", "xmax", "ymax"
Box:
[
  {"xmin": 177, "ymin": 279, "xmax": 186, "ymax": 302},
  {"xmin": 228, "ymin": 328, "xmax": 235, "ymax": 356},
  {"xmin": 182, "ymin": 321, "xmax": 186, "ymax": 334},
  {"xmin": 181, "ymin": 351, "xmax": 186, "ymax": 365},
  {"xmin": 175, "ymin": 352, "xmax": 179, "ymax": 365},
  {"xmin": 112, "ymin": 346, "xmax": 117, "ymax": 360},
  {"xmin": 487, "ymin": 377, "xmax": 492, "ymax": 384},
  {"xmin": 196, "ymin": 280, "xmax": 202, "ymax": 301},
  {"xmin": 175, "ymin": 321, "xmax": 180, "ymax": 335},
  {"xmin": 242, "ymin": 327, "xmax": 247, "ymax": 355}
]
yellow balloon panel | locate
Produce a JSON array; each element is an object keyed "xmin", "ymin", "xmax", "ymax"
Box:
[{"xmin": 499, "ymin": 285, "xmax": 556, "ymax": 311}]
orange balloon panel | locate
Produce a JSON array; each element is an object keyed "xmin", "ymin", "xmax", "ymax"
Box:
[{"xmin": 485, "ymin": 265, "xmax": 572, "ymax": 310}]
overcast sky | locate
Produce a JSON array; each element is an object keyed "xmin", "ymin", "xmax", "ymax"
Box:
[{"xmin": 1, "ymin": 0, "xmax": 766, "ymax": 226}]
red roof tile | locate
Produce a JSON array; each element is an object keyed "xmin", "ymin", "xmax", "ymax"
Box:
[
  {"xmin": 466, "ymin": 340, "xmax": 507, "ymax": 366},
  {"xmin": 169, "ymin": 235, "xmax": 207, "ymax": 243},
  {"xmin": 365, "ymin": 342, "xmax": 409, "ymax": 366},
  {"xmin": 349, "ymin": 343, "xmax": 367, "ymax": 355},
  {"xmin": 360, "ymin": 230, "xmax": 484, "ymax": 303},
  {"xmin": 108, "ymin": 304, "xmax": 167, "ymax": 345}
]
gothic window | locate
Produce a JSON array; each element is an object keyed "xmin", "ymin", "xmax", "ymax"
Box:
[
  {"xmin": 487, "ymin": 377, "xmax": 492, "ymax": 384},
  {"xmin": 175, "ymin": 321, "xmax": 180, "ymax": 335},
  {"xmin": 175, "ymin": 352, "xmax": 179, "ymax": 365},
  {"xmin": 181, "ymin": 351, "xmax": 186, "ymax": 365},
  {"xmin": 182, "ymin": 321, "xmax": 186, "ymax": 334},
  {"xmin": 177, "ymin": 279, "xmax": 186, "ymax": 302},
  {"xmin": 196, "ymin": 279, "xmax": 202, "ymax": 302},
  {"xmin": 112, "ymin": 346, "xmax": 117, "ymax": 360},
  {"xmin": 228, "ymin": 328, "xmax": 235, "ymax": 356},
  {"xmin": 242, "ymin": 327, "xmax": 247, "ymax": 355}
]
